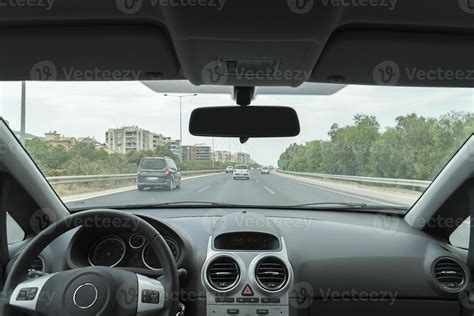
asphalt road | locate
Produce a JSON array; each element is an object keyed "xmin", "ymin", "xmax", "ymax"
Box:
[{"xmin": 66, "ymin": 172, "xmax": 405, "ymax": 209}]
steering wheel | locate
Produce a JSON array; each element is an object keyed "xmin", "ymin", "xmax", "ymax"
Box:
[{"xmin": 3, "ymin": 209, "xmax": 179, "ymax": 316}]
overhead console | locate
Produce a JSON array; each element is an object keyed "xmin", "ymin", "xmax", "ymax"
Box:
[{"xmin": 201, "ymin": 211, "xmax": 292, "ymax": 316}]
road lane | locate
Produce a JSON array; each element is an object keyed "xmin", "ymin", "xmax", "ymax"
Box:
[{"xmin": 66, "ymin": 171, "xmax": 406, "ymax": 209}]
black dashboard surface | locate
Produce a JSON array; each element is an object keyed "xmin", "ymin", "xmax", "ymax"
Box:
[{"xmin": 14, "ymin": 208, "xmax": 469, "ymax": 315}]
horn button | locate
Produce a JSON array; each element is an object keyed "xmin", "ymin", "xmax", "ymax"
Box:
[{"xmin": 36, "ymin": 266, "xmax": 138, "ymax": 316}]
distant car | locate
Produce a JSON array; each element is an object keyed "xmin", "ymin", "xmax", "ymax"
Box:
[
  {"xmin": 250, "ymin": 167, "xmax": 255, "ymax": 171},
  {"xmin": 261, "ymin": 166, "xmax": 270, "ymax": 175},
  {"xmin": 233, "ymin": 164, "xmax": 250, "ymax": 180},
  {"xmin": 137, "ymin": 156, "xmax": 181, "ymax": 191},
  {"xmin": 226, "ymin": 166, "xmax": 234, "ymax": 173}
]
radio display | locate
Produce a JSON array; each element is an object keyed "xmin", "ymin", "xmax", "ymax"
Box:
[{"xmin": 214, "ymin": 232, "xmax": 280, "ymax": 250}]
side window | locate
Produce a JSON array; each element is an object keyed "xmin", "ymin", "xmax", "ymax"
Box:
[
  {"xmin": 450, "ymin": 217, "xmax": 469, "ymax": 249},
  {"xmin": 170, "ymin": 160, "xmax": 177, "ymax": 170},
  {"xmin": 6, "ymin": 212, "xmax": 25, "ymax": 244}
]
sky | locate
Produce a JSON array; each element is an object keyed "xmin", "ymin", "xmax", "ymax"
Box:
[{"xmin": 0, "ymin": 81, "xmax": 473, "ymax": 166}]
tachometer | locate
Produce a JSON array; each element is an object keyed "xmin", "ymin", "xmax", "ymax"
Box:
[
  {"xmin": 142, "ymin": 237, "xmax": 179, "ymax": 270},
  {"xmin": 88, "ymin": 236, "xmax": 126, "ymax": 267}
]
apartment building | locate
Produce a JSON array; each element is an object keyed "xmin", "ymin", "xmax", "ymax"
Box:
[
  {"xmin": 182, "ymin": 144, "xmax": 212, "ymax": 161},
  {"xmin": 105, "ymin": 126, "xmax": 155, "ymax": 154},
  {"xmin": 214, "ymin": 150, "xmax": 232, "ymax": 162},
  {"xmin": 232, "ymin": 152, "xmax": 251, "ymax": 164}
]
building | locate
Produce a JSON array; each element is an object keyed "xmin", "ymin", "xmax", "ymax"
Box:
[
  {"xmin": 181, "ymin": 145, "xmax": 196, "ymax": 161},
  {"xmin": 194, "ymin": 144, "xmax": 212, "ymax": 160},
  {"xmin": 105, "ymin": 126, "xmax": 156, "ymax": 154},
  {"xmin": 44, "ymin": 131, "xmax": 76, "ymax": 149},
  {"xmin": 214, "ymin": 150, "xmax": 231, "ymax": 162},
  {"xmin": 181, "ymin": 144, "xmax": 212, "ymax": 161},
  {"xmin": 232, "ymin": 152, "xmax": 251, "ymax": 164},
  {"xmin": 164, "ymin": 138, "xmax": 182, "ymax": 158},
  {"xmin": 77, "ymin": 136, "xmax": 115, "ymax": 153}
]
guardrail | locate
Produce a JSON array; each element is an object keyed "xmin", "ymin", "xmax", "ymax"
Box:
[
  {"xmin": 47, "ymin": 170, "xmax": 222, "ymax": 185},
  {"xmin": 277, "ymin": 170, "xmax": 431, "ymax": 189}
]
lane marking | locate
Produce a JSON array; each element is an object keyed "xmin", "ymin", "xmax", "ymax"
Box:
[
  {"xmin": 65, "ymin": 173, "xmax": 223, "ymax": 203},
  {"xmin": 255, "ymin": 179, "xmax": 261, "ymax": 183},
  {"xmin": 280, "ymin": 177, "xmax": 404, "ymax": 206},
  {"xmin": 198, "ymin": 185, "xmax": 211, "ymax": 193},
  {"xmin": 264, "ymin": 186, "xmax": 275, "ymax": 194}
]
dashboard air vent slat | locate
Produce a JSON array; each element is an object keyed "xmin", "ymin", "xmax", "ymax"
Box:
[
  {"xmin": 207, "ymin": 256, "xmax": 240, "ymax": 291},
  {"xmin": 255, "ymin": 256, "xmax": 288, "ymax": 291},
  {"xmin": 433, "ymin": 258, "xmax": 466, "ymax": 291}
]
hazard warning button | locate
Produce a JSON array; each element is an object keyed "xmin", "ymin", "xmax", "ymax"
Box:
[{"xmin": 241, "ymin": 284, "xmax": 254, "ymax": 296}]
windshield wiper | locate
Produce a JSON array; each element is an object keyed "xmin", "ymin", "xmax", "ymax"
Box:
[
  {"xmin": 117, "ymin": 201, "xmax": 239, "ymax": 209},
  {"xmin": 288, "ymin": 202, "xmax": 407, "ymax": 214},
  {"xmin": 289, "ymin": 202, "xmax": 368, "ymax": 208}
]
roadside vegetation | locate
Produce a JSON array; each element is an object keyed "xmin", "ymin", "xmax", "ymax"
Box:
[
  {"xmin": 25, "ymin": 140, "xmax": 238, "ymax": 177},
  {"xmin": 279, "ymin": 112, "xmax": 474, "ymax": 180}
]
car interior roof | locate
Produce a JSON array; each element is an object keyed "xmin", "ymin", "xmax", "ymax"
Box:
[{"xmin": 0, "ymin": 0, "xmax": 472, "ymax": 87}]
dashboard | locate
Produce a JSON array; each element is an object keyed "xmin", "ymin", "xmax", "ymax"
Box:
[{"xmin": 13, "ymin": 208, "xmax": 470, "ymax": 316}]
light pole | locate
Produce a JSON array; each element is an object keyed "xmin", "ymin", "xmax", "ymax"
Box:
[{"xmin": 164, "ymin": 94, "xmax": 197, "ymax": 162}]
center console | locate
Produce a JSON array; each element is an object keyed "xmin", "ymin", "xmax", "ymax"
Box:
[{"xmin": 201, "ymin": 212, "xmax": 293, "ymax": 316}]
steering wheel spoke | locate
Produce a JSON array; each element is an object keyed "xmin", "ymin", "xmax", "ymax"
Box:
[
  {"xmin": 9, "ymin": 273, "xmax": 54, "ymax": 314},
  {"xmin": 137, "ymin": 274, "xmax": 165, "ymax": 314}
]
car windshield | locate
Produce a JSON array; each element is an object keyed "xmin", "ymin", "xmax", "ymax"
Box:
[
  {"xmin": 140, "ymin": 158, "xmax": 166, "ymax": 170},
  {"xmin": 2, "ymin": 81, "xmax": 473, "ymax": 212}
]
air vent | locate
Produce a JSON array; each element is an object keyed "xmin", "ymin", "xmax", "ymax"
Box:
[
  {"xmin": 207, "ymin": 256, "xmax": 240, "ymax": 291},
  {"xmin": 255, "ymin": 256, "xmax": 288, "ymax": 291},
  {"xmin": 433, "ymin": 257, "xmax": 466, "ymax": 291},
  {"xmin": 29, "ymin": 256, "xmax": 45, "ymax": 272}
]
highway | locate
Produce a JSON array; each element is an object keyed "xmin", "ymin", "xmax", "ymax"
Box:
[{"xmin": 66, "ymin": 172, "xmax": 410, "ymax": 209}]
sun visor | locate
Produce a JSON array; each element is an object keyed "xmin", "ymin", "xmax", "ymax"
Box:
[
  {"xmin": 311, "ymin": 30, "xmax": 474, "ymax": 87},
  {"xmin": 0, "ymin": 26, "xmax": 180, "ymax": 81}
]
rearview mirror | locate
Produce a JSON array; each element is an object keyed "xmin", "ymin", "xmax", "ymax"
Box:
[{"xmin": 189, "ymin": 106, "xmax": 300, "ymax": 139}]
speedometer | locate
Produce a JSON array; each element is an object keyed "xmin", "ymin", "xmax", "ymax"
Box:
[{"xmin": 88, "ymin": 236, "xmax": 126, "ymax": 267}]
